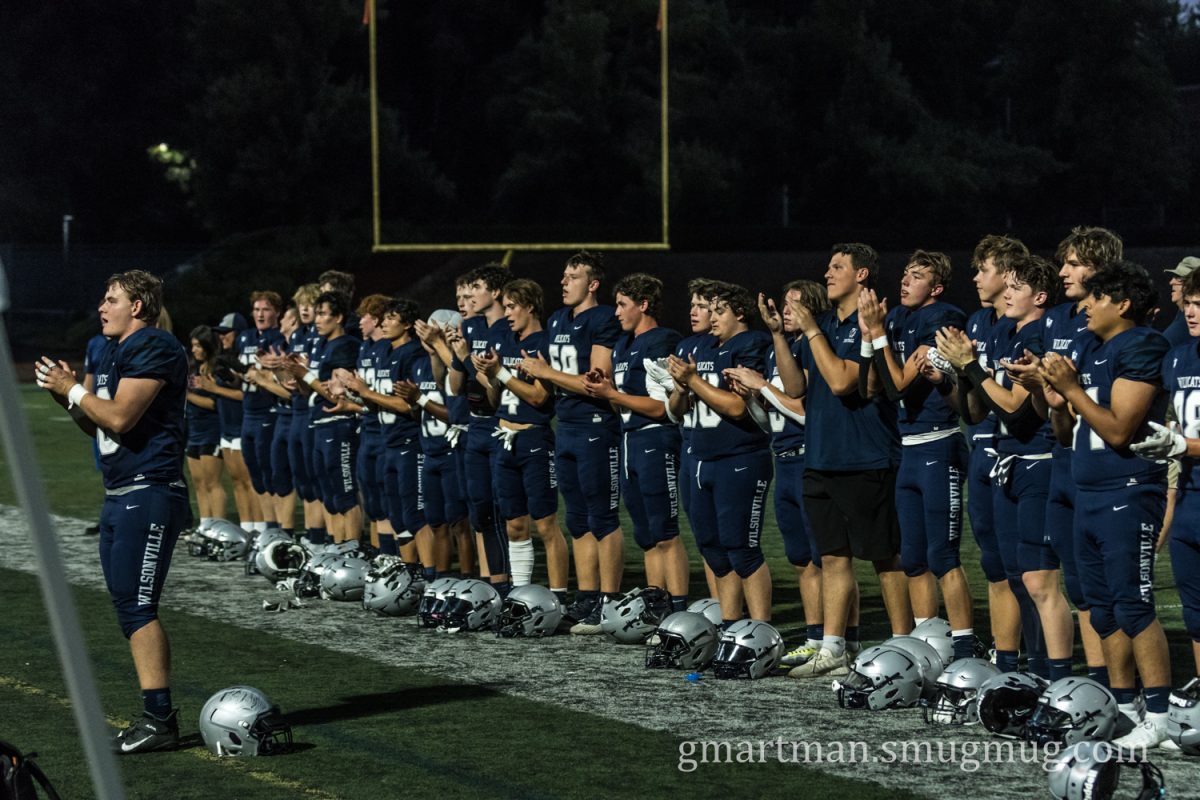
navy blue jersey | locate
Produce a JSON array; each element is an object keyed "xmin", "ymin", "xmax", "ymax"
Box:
[
  {"xmin": 1072, "ymin": 327, "xmax": 1169, "ymax": 490},
  {"xmin": 1164, "ymin": 311, "xmax": 1191, "ymax": 349},
  {"xmin": 764, "ymin": 336, "xmax": 806, "ymax": 454},
  {"xmin": 356, "ymin": 337, "xmax": 391, "ymax": 434},
  {"xmin": 494, "ymin": 328, "xmax": 554, "ymax": 426},
  {"xmin": 413, "ymin": 354, "xmax": 452, "ymax": 457},
  {"xmin": 966, "ymin": 308, "xmax": 1005, "ymax": 441},
  {"xmin": 674, "ymin": 333, "xmax": 719, "ymax": 442},
  {"xmin": 461, "ymin": 316, "xmax": 510, "ymax": 417},
  {"xmin": 84, "ymin": 334, "xmax": 112, "ymax": 377},
  {"xmin": 546, "ymin": 304, "xmax": 621, "ymax": 423},
  {"xmin": 1165, "ymin": 340, "xmax": 1200, "ymax": 493},
  {"xmin": 185, "ymin": 377, "xmax": 220, "ymax": 445},
  {"xmin": 612, "ymin": 326, "xmax": 681, "ymax": 431},
  {"xmin": 308, "ymin": 333, "xmax": 360, "ymax": 421},
  {"xmin": 801, "ymin": 309, "xmax": 900, "ymax": 471},
  {"xmin": 1044, "ymin": 302, "xmax": 1093, "ymax": 358},
  {"xmin": 987, "ymin": 318, "xmax": 1055, "ymax": 456},
  {"xmin": 235, "ymin": 327, "xmax": 287, "ymax": 415},
  {"xmin": 379, "ymin": 339, "xmax": 424, "ymax": 445},
  {"xmin": 885, "ymin": 301, "xmax": 966, "ymax": 436},
  {"xmin": 689, "ymin": 329, "xmax": 771, "ymax": 460},
  {"xmin": 94, "ymin": 327, "xmax": 188, "ymax": 490},
  {"xmin": 287, "ymin": 327, "xmax": 312, "ymax": 413}
]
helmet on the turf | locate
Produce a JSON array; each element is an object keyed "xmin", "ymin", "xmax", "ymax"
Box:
[
  {"xmin": 645, "ymin": 611, "xmax": 718, "ymax": 670},
  {"xmin": 439, "ymin": 579, "xmax": 502, "ymax": 632},
  {"xmin": 245, "ymin": 529, "xmax": 290, "ymax": 576},
  {"xmin": 712, "ymin": 620, "xmax": 784, "ymax": 679},
  {"xmin": 882, "ymin": 635, "xmax": 946, "ymax": 702},
  {"xmin": 361, "ymin": 561, "xmax": 426, "ymax": 617},
  {"xmin": 1046, "ymin": 741, "xmax": 1165, "ymax": 800},
  {"xmin": 293, "ymin": 550, "xmax": 339, "ymax": 598},
  {"xmin": 976, "ymin": 671, "xmax": 1047, "ymax": 739},
  {"xmin": 1027, "ymin": 677, "xmax": 1118, "ymax": 746},
  {"xmin": 909, "ymin": 618, "xmax": 953, "ymax": 666},
  {"xmin": 319, "ymin": 556, "xmax": 371, "ymax": 601},
  {"xmin": 206, "ymin": 520, "xmax": 252, "ymax": 562},
  {"xmin": 417, "ymin": 577, "xmax": 462, "ymax": 628},
  {"xmin": 494, "ymin": 584, "xmax": 563, "ymax": 637},
  {"xmin": 921, "ymin": 658, "xmax": 1001, "ymax": 725},
  {"xmin": 600, "ymin": 587, "xmax": 671, "ymax": 644},
  {"xmin": 1167, "ymin": 676, "xmax": 1200, "ymax": 755},
  {"xmin": 198, "ymin": 685, "xmax": 292, "ymax": 757},
  {"xmin": 835, "ymin": 645, "xmax": 923, "ymax": 710},
  {"xmin": 256, "ymin": 538, "xmax": 309, "ymax": 584},
  {"xmin": 686, "ymin": 598, "xmax": 723, "ymax": 627}
]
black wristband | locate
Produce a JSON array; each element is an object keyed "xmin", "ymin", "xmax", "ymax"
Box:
[{"xmin": 963, "ymin": 360, "xmax": 988, "ymax": 386}]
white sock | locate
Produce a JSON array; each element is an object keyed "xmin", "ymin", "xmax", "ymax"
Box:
[
  {"xmin": 1118, "ymin": 702, "xmax": 1142, "ymax": 723},
  {"xmin": 252, "ymin": 521, "xmax": 268, "ymax": 533},
  {"xmin": 952, "ymin": 628, "xmax": 974, "ymax": 638},
  {"xmin": 509, "ymin": 539, "xmax": 534, "ymax": 586},
  {"xmin": 199, "ymin": 517, "xmax": 213, "ymax": 531},
  {"xmin": 914, "ymin": 617, "xmax": 930, "ymax": 626},
  {"xmin": 806, "ymin": 637, "xmax": 823, "ymax": 648},
  {"xmin": 821, "ymin": 635, "xmax": 846, "ymax": 657}
]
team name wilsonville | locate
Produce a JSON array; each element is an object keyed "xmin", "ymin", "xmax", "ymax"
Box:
[{"xmin": 137, "ymin": 523, "xmax": 165, "ymax": 605}]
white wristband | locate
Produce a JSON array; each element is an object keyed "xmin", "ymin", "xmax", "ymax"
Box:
[
  {"xmin": 67, "ymin": 383, "xmax": 90, "ymax": 407},
  {"xmin": 495, "ymin": 367, "xmax": 514, "ymax": 385},
  {"xmin": 860, "ymin": 340, "xmax": 874, "ymax": 359},
  {"xmin": 872, "ymin": 335, "xmax": 888, "ymax": 351},
  {"xmin": 416, "ymin": 394, "xmax": 430, "ymax": 409}
]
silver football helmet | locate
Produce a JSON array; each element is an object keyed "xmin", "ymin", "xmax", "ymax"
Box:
[
  {"xmin": 1167, "ymin": 676, "xmax": 1200, "ymax": 755},
  {"xmin": 245, "ymin": 529, "xmax": 289, "ymax": 576},
  {"xmin": 909, "ymin": 618, "xmax": 954, "ymax": 666},
  {"xmin": 361, "ymin": 561, "xmax": 426, "ymax": 617},
  {"xmin": 686, "ymin": 598, "xmax": 723, "ymax": 627},
  {"xmin": 835, "ymin": 645, "xmax": 924, "ymax": 710},
  {"xmin": 600, "ymin": 587, "xmax": 671, "ymax": 644},
  {"xmin": 319, "ymin": 556, "xmax": 371, "ymax": 601},
  {"xmin": 494, "ymin": 584, "xmax": 563, "ymax": 637},
  {"xmin": 418, "ymin": 577, "xmax": 463, "ymax": 629},
  {"xmin": 186, "ymin": 528, "xmax": 210, "ymax": 557},
  {"xmin": 1047, "ymin": 741, "xmax": 1166, "ymax": 800},
  {"xmin": 439, "ymin": 579, "xmax": 502, "ymax": 632},
  {"xmin": 198, "ymin": 685, "xmax": 292, "ymax": 757},
  {"xmin": 883, "ymin": 635, "xmax": 946, "ymax": 701},
  {"xmin": 294, "ymin": 550, "xmax": 341, "ymax": 598},
  {"xmin": 646, "ymin": 611, "xmax": 719, "ymax": 671},
  {"xmin": 921, "ymin": 658, "xmax": 1001, "ymax": 725},
  {"xmin": 1027, "ymin": 676, "xmax": 1118, "ymax": 746},
  {"xmin": 712, "ymin": 619, "xmax": 784, "ymax": 679},
  {"xmin": 976, "ymin": 671, "xmax": 1048, "ymax": 739},
  {"xmin": 256, "ymin": 538, "xmax": 309, "ymax": 584},
  {"xmin": 205, "ymin": 520, "xmax": 251, "ymax": 562}
]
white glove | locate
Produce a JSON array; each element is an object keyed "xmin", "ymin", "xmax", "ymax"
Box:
[
  {"xmin": 643, "ymin": 357, "xmax": 672, "ymax": 386},
  {"xmin": 1130, "ymin": 421, "xmax": 1187, "ymax": 461},
  {"xmin": 925, "ymin": 347, "xmax": 955, "ymax": 376}
]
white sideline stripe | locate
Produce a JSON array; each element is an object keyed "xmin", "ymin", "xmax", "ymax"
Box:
[{"xmin": 2, "ymin": 506, "xmax": 1199, "ymax": 798}]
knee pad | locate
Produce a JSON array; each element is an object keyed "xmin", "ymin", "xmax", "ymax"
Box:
[
  {"xmin": 1113, "ymin": 600, "xmax": 1156, "ymax": 639},
  {"xmin": 1184, "ymin": 606, "xmax": 1200, "ymax": 643},
  {"xmin": 1089, "ymin": 605, "xmax": 1119, "ymax": 639},
  {"xmin": 979, "ymin": 549, "xmax": 1006, "ymax": 583},
  {"xmin": 592, "ymin": 522, "xmax": 621, "ymax": 542},
  {"xmin": 115, "ymin": 601, "xmax": 157, "ymax": 640},
  {"xmin": 1063, "ymin": 569, "xmax": 1087, "ymax": 610},
  {"xmin": 903, "ymin": 561, "xmax": 930, "ymax": 579},
  {"xmin": 728, "ymin": 546, "xmax": 765, "ymax": 579},
  {"xmin": 928, "ymin": 551, "xmax": 962, "ymax": 580},
  {"xmin": 780, "ymin": 526, "xmax": 812, "ymax": 567},
  {"xmin": 564, "ymin": 509, "xmax": 590, "ymax": 540}
]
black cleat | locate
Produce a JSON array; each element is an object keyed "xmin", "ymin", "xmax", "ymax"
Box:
[{"xmin": 112, "ymin": 710, "xmax": 180, "ymax": 754}]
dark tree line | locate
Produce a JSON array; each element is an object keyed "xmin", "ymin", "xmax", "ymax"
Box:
[{"xmin": 3, "ymin": 0, "xmax": 1199, "ymax": 246}]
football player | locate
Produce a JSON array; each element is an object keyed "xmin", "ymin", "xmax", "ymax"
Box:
[
  {"xmin": 236, "ymin": 291, "xmax": 288, "ymax": 534},
  {"xmin": 285, "ymin": 284, "xmax": 325, "ymax": 544},
  {"xmin": 1041, "ymin": 261, "xmax": 1172, "ymax": 748},
  {"xmin": 936, "ymin": 254, "xmax": 1059, "ymax": 677},
  {"xmin": 787, "ymin": 244, "xmax": 911, "ymax": 679},
  {"xmin": 672, "ymin": 279, "xmax": 724, "ymax": 601},
  {"xmin": 352, "ymin": 294, "xmax": 394, "ymax": 551},
  {"xmin": 583, "ymin": 273, "xmax": 686, "ymax": 621},
  {"xmin": 318, "ymin": 269, "xmax": 361, "ymax": 339},
  {"xmin": 449, "ymin": 264, "xmax": 514, "ymax": 592},
  {"xmin": 518, "ymin": 252, "xmax": 623, "ymax": 628},
  {"xmin": 474, "ymin": 279, "xmax": 568, "ymax": 599},
  {"xmin": 1162, "ymin": 257, "xmax": 1200, "ymax": 348},
  {"xmin": 726, "ymin": 279, "xmax": 837, "ymax": 668},
  {"xmin": 284, "ymin": 291, "xmax": 362, "ymax": 542},
  {"xmin": 857, "ymin": 251, "xmax": 974, "ymax": 660},
  {"xmin": 668, "ymin": 282, "xmax": 773, "ymax": 624},
  {"xmin": 38, "ymin": 270, "xmax": 190, "ymax": 752}
]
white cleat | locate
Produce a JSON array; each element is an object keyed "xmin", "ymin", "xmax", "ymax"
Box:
[{"xmin": 787, "ymin": 648, "xmax": 850, "ymax": 679}]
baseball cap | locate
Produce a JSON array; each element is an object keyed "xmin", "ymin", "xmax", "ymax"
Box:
[
  {"xmin": 1164, "ymin": 256, "xmax": 1200, "ymax": 278},
  {"xmin": 212, "ymin": 312, "xmax": 248, "ymax": 333}
]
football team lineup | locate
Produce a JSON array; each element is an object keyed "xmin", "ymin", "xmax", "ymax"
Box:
[{"xmin": 16, "ymin": 229, "xmax": 1200, "ymax": 799}]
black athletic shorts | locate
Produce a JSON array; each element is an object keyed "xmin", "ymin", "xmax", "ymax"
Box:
[
  {"xmin": 803, "ymin": 467, "xmax": 901, "ymax": 562},
  {"xmin": 186, "ymin": 443, "xmax": 222, "ymax": 460}
]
